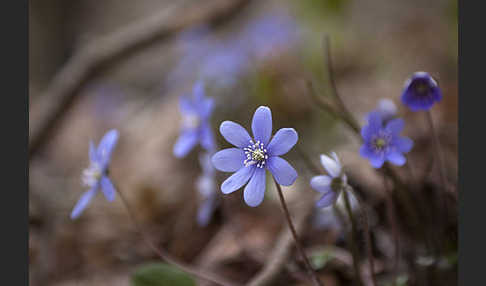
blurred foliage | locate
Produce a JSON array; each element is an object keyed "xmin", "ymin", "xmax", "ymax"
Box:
[
  {"xmin": 309, "ymin": 249, "xmax": 334, "ymax": 270},
  {"xmin": 131, "ymin": 263, "xmax": 195, "ymax": 286}
]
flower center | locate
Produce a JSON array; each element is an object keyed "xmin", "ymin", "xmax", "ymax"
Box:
[
  {"xmin": 182, "ymin": 113, "xmax": 200, "ymax": 129},
  {"xmin": 331, "ymin": 177, "xmax": 345, "ymax": 192},
  {"xmin": 82, "ymin": 162, "xmax": 103, "ymax": 188},
  {"xmin": 243, "ymin": 140, "xmax": 268, "ymax": 168},
  {"xmin": 371, "ymin": 132, "xmax": 391, "ymax": 153},
  {"xmin": 414, "ymin": 82, "xmax": 431, "ymax": 96}
]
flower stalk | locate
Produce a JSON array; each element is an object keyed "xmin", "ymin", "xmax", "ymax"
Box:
[
  {"xmin": 342, "ymin": 190, "xmax": 364, "ymax": 286},
  {"xmin": 273, "ymin": 178, "xmax": 324, "ymax": 286}
]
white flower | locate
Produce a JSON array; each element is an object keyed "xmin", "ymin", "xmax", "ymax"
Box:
[{"xmin": 310, "ymin": 152, "xmax": 348, "ymax": 208}]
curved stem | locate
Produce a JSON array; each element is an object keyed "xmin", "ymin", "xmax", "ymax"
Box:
[
  {"xmin": 346, "ymin": 187, "xmax": 377, "ymax": 286},
  {"xmin": 272, "ymin": 178, "xmax": 324, "ymax": 286},
  {"xmin": 115, "ymin": 186, "xmax": 238, "ymax": 286},
  {"xmin": 342, "ymin": 190, "xmax": 364, "ymax": 286},
  {"xmin": 382, "ymin": 172, "xmax": 400, "ymax": 272}
]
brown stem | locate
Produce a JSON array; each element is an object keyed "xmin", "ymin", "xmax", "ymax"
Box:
[
  {"xmin": 115, "ymin": 186, "xmax": 238, "ymax": 286},
  {"xmin": 346, "ymin": 187, "xmax": 377, "ymax": 286},
  {"xmin": 382, "ymin": 172, "xmax": 400, "ymax": 272},
  {"xmin": 342, "ymin": 191, "xmax": 364, "ymax": 286},
  {"xmin": 425, "ymin": 110, "xmax": 450, "ymax": 193},
  {"xmin": 272, "ymin": 178, "xmax": 324, "ymax": 286}
]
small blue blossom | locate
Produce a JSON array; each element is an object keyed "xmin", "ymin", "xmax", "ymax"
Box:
[
  {"xmin": 360, "ymin": 111, "xmax": 413, "ymax": 168},
  {"xmin": 196, "ymin": 153, "xmax": 219, "ymax": 227},
  {"xmin": 310, "ymin": 152, "xmax": 347, "ymax": 208},
  {"xmin": 401, "ymin": 71, "xmax": 442, "ymax": 111},
  {"xmin": 71, "ymin": 129, "xmax": 119, "ymax": 219},
  {"xmin": 173, "ymin": 81, "xmax": 215, "ymax": 158},
  {"xmin": 211, "ymin": 106, "xmax": 298, "ymax": 207}
]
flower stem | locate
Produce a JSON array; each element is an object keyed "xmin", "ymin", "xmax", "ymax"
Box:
[
  {"xmin": 346, "ymin": 187, "xmax": 377, "ymax": 286},
  {"xmin": 115, "ymin": 186, "xmax": 238, "ymax": 286},
  {"xmin": 382, "ymin": 172, "xmax": 400, "ymax": 272},
  {"xmin": 425, "ymin": 110, "xmax": 450, "ymax": 194},
  {"xmin": 272, "ymin": 178, "xmax": 324, "ymax": 286},
  {"xmin": 342, "ymin": 190, "xmax": 364, "ymax": 286}
]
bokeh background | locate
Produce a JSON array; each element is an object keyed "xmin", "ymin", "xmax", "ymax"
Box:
[{"xmin": 29, "ymin": 0, "xmax": 457, "ymax": 285}]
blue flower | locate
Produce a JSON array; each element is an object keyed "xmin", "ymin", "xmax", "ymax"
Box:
[
  {"xmin": 71, "ymin": 129, "xmax": 119, "ymax": 219},
  {"xmin": 173, "ymin": 81, "xmax": 215, "ymax": 157},
  {"xmin": 211, "ymin": 106, "xmax": 298, "ymax": 207},
  {"xmin": 310, "ymin": 152, "xmax": 347, "ymax": 208},
  {"xmin": 196, "ymin": 153, "xmax": 219, "ymax": 227},
  {"xmin": 401, "ymin": 71, "xmax": 442, "ymax": 111},
  {"xmin": 360, "ymin": 111, "xmax": 413, "ymax": 168}
]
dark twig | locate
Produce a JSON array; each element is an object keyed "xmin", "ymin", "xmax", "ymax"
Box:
[
  {"xmin": 273, "ymin": 178, "xmax": 324, "ymax": 286},
  {"xmin": 382, "ymin": 171, "xmax": 400, "ymax": 273},
  {"xmin": 115, "ymin": 185, "xmax": 239, "ymax": 286},
  {"xmin": 29, "ymin": 0, "xmax": 252, "ymax": 160},
  {"xmin": 342, "ymin": 191, "xmax": 364, "ymax": 286}
]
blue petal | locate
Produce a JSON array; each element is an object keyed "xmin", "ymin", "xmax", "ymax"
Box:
[
  {"xmin": 369, "ymin": 156, "xmax": 385, "ymax": 168},
  {"xmin": 221, "ymin": 166, "xmax": 255, "ymax": 194},
  {"xmin": 266, "ymin": 128, "xmax": 298, "ymax": 156},
  {"xmin": 173, "ymin": 130, "xmax": 198, "ymax": 158},
  {"xmin": 387, "ymin": 152, "xmax": 406, "ymax": 166},
  {"xmin": 199, "ymin": 97, "xmax": 214, "ymax": 119},
  {"xmin": 359, "ymin": 145, "xmax": 373, "ymax": 159},
  {"xmin": 310, "ymin": 175, "xmax": 332, "ymax": 193},
  {"xmin": 316, "ymin": 191, "xmax": 337, "ymax": 208},
  {"xmin": 89, "ymin": 141, "xmax": 97, "ymax": 162},
  {"xmin": 200, "ymin": 123, "xmax": 215, "ymax": 151},
  {"xmin": 197, "ymin": 195, "xmax": 217, "ymax": 227},
  {"xmin": 251, "ymin": 106, "xmax": 272, "ymax": 145},
  {"xmin": 70, "ymin": 187, "xmax": 97, "ymax": 219},
  {"xmin": 97, "ymin": 129, "xmax": 119, "ymax": 169},
  {"xmin": 220, "ymin": 121, "xmax": 252, "ymax": 148},
  {"xmin": 179, "ymin": 96, "xmax": 195, "ymax": 113},
  {"xmin": 266, "ymin": 156, "xmax": 297, "ymax": 186},
  {"xmin": 361, "ymin": 111, "xmax": 382, "ymax": 140},
  {"xmin": 211, "ymin": 148, "xmax": 245, "ymax": 172},
  {"xmin": 394, "ymin": 137, "xmax": 413, "ymax": 153},
  {"xmin": 385, "ymin": 118, "xmax": 404, "ymax": 135},
  {"xmin": 192, "ymin": 80, "xmax": 205, "ymax": 101},
  {"xmin": 100, "ymin": 176, "xmax": 116, "ymax": 202},
  {"xmin": 243, "ymin": 167, "xmax": 267, "ymax": 207}
]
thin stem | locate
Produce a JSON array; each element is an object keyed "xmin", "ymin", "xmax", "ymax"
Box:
[
  {"xmin": 382, "ymin": 172, "xmax": 400, "ymax": 272},
  {"xmin": 115, "ymin": 186, "xmax": 238, "ymax": 286},
  {"xmin": 346, "ymin": 187, "xmax": 377, "ymax": 286},
  {"xmin": 272, "ymin": 178, "xmax": 324, "ymax": 286},
  {"xmin": 342, "ymin": 190, "xmax": 364, "ymax": 286},
  {"xmin": 425, "ymin": 110, "xmax": 449, "ymax": 193}
]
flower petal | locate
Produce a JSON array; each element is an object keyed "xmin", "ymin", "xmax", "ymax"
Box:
[
  {"xmin": 385, "ymin": 118, "xmax": 404, "ymax": 135},
  {"xmin": 179, "ymin": 96, "xmax": 195, "ymax": 113},
  {"xmin": 221, "ymin": 166, "xmax": 255, "ymax": 194},
  {"xmin": 192, "ymin": 80, "xmax": 205, "ymax": 101},
  {"xmin": 394, "ymin": 137, "xmax": 413, "ymax": 153},
  {"xmin": 89, "ymin": 141, "xmax": 97, "ymax": 162},
  {"xmin": 310, "ymin": 175, "xmax": 332, "ymax": 193},
  {"xmin": 243, "ymin": 167, "xmax": 266, "ymax": 207},
  {"xmin": 320, "ymin": 154, "xmax": 341, "ymax": 178},
  {"xmin": 316, "ymin": 191, "xmax": 337, "ymax": 208},
  {"xmin": 200, "ymin": 123, "xmax": 216, "ymax": 151},
  {"xmin": 361, "ymin": 111, "xmax": 382, "ymax": 140},
  {"xmin": 251, "ymin": 106, "xmax": 272, "ymax": 145},
  {"xmin": 100, "ymin": 176, "xmax": 116, "ymax": 202},
  {"xmin": 97, "ymin": 129, "xmax": 119, "ymax": 168},
  {"xmin": 70, "ymin": 187, "xmax": 97, "ymax": 219},
  {"xmin": 212, "ymin": 148, "xmax": 245, "ymax": 172},
  {"xmin": 220, "ymin": 121, "xmax": 252, "ymax": 148},
  {"xmin": 369, "ymin": 156, "xmax": 385, "ymax": 168},
  {"xmin": 173, "ymin": 130, "xmax": 198, "ymax": 158},
  {"xmin": 266, "ymin": 128, "xmax": 298, "ymax": 156},
  {"xmin": 266, "ymin": 156, "xmax": 297, "ymax": 186},
  {"xmin": 387, "ymin": 152, "xmax": 406, "ymax": 166},
  {"xmin": 197, "ymin": 195, "xmax": 218, "ymax": 227}
]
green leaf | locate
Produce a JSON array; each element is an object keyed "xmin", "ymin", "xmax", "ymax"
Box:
[
  {"xmin": 132, "ymin": 263, "xmax": 196, "ymax": 286},
  {"xmin": 310, "ymin": 249, "xmax": 334, "ymax": 270}
]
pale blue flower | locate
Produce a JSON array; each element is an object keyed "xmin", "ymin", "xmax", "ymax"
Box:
[
  {"xmin": 310, "ymin": 152, "xmax": 348, "ymax": 208},
  {"xmin": 196, "ymin": 153, "xmax": 219, "ymax": 227},
  {"xmin": 212, "ymin": 106, "xmax": 298, "ymax": 207},
  {"xmin": 173, "ymin": 81, "xmax": 215, "ymax": 157},
  {"xmin": 71, "ymin": 129, "xmax": 119, "ymax": 219}
]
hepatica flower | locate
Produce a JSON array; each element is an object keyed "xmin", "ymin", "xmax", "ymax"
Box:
[
  {"xmin": 173, "ymin": 81, "xmax": 215, "ymax": 157},
  {"xmin": 360, "ymin": 111, "xmax": 413, "ymax": 168},
  {"xmin": 196, "ymin": 153, "xmax": 219, "ymax": 227},
  {"xmin": 401, "ymin": 71, "xmax": 442, "ymax": 111},
  {"xmin": 71, "ymin": 129, "xmax": 119, "ymax": 219},
  {"xmin": 310, "ymin": 152, "xmax": 348, "ymax": 208},
  {"xmin": 377, "ymin": 98, "xmax": 397, "ymax": 123},
  {"xmin": 211, "ymin": 106, "xmax": 298, "ymax": 207}
]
